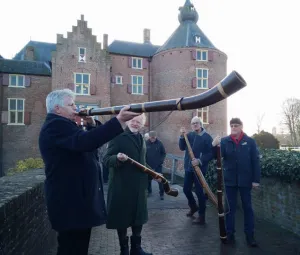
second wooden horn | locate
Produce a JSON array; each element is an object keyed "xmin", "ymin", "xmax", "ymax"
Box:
[{"xmin": 78, "ymin": 70, "xmax": 246, "ymax": 116}]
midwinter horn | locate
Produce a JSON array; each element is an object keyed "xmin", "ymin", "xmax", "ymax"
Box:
[{"xmin": 78, "ymin": 70, "xmax": 246, "ymax": 116}]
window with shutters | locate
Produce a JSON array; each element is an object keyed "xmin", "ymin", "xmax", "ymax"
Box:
[
  {"xmin": 196, "ymin": 68, "xmax": 208, "ymax": 89},
  {"xmin": 197, "ymin": 107, "xmax": 209, "ymax": 124},
  {"xmin": 9, "ymin": 74, "xmax": 25, "ymax": 87},
  {"xmin": 131, "ymin": 75, "xmax": 143, "ymax": 95},
  {"xmin": 132, "ymin": 57, "xmax": 143, "ymax": 69},
  {"xmin": 196, "ymin": 50, "xmax": 208, "ymax": 61},
  {"xmin": 116, "ymin": 76, "xmax": 123, "ymax": 85},
  {"xmin": 78, "ymin": 47, "xmax": 86, "ymax": 63},
  {"xmin": 74, "ymin": 73, "xmax": 90, "ymax": 95},
  {"xmin": 8, "ymin": 98, "xmax": 25, "ymax": 124}
]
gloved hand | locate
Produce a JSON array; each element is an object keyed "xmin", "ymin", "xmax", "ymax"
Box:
[{"xmin": 212, "ymin": 136, "xmax": 221, "ymax": 147}]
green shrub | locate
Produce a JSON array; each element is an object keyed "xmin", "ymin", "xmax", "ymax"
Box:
[
  {"xmin": 7, "ymin": 158, "xmax": 44, "ymax": 175},
  {"xmin": 205, "ymin": 148, "xmax": 300, "ymax": 192}
]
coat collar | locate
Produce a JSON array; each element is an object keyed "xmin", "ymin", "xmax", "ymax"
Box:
[
  {"xmin": 225, "ymin": 132, "xmax": 249, "ymax": 144},
  {"xmin": 124, "ymin": 127, "xmax": 143, "ymax": 151},
  {"xmin": 46, "ymin": 113, "xmax": 77, "ymax": 126}
]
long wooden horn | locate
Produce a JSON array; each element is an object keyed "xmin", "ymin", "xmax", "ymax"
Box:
[{"xmin": 78, "ymin": 70, "xmax": 246, "ymax": 116}]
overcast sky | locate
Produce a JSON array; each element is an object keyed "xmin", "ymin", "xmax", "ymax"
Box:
[{"xmin": 0, "ymin": 0, "xmax": 298, "ymax": 136}]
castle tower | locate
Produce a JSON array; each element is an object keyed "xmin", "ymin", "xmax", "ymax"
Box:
[{"xmin": 150, "ymin": 0, "xmax": 228, "ymax": 154}]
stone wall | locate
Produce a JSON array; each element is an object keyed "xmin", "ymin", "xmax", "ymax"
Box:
[
  {"xmin": 245, "ymin": 177, "xmax": 300, "ymax": 236},
  {"xmin": 0, "ymin": 169, "xmax": 56, "ymax": 255},
  {"xmin": 163, "ymin": 154, "xmax": 300, "ymax": 237}
]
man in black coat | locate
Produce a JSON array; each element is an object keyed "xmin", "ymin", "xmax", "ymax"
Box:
[
  {"xmin": 38, "ymin": 88, "xmax": 140, "ymax": 255},
  {"xmin": 146, "ymin": 131, "xmax": 166, "ymax": 200}
]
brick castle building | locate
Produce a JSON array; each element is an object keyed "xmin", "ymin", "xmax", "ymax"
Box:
[{"xmin": 0, "ymin": 0, "xmax": 227, "ymax": 175}]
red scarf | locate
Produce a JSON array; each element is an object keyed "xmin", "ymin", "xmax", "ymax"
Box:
[{"xmin": 230, "ymin": 131, "xmax": 244, "ymax": 145}]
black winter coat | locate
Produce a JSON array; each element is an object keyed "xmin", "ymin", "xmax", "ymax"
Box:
[{"xmin": 39, "ymin": 113, "xmax": 124, "ymax": 231}]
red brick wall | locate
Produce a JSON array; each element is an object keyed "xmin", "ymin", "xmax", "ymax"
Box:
[
  {"xmin": 51, "ymin": 17, "xmax": 111, "ymax": 114},
  {"xmin": 150, "ymin": 48, "xmax": 228, "ymax": 155},
  {"xmin": 110, "ymin": 54, "xmax": 150, "ymax": 130},
  {"xmin": 1, "ymin": 75, "xmax": 51, "ymax": 172}
]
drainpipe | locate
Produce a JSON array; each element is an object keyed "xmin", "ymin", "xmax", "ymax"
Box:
[{"xmin": 148, "ymin": 57, "xmax": 152, "ymax": 132}]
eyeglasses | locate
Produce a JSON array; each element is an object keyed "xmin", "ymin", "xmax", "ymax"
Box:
[
  {"xmin": 191, "ymin": 122, "xmax": 200, "ymax": 125},
  {"xmin": 230, "ymin": 124, "xmax": 240, "ymax": 128}
]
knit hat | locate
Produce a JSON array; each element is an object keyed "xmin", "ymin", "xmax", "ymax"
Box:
[
  {"xmin": 149, "ymin": 131, "xmax": 157, "ymax": 137},
  {"xmin": 230, "ymin": 118, "xmax": 243, "ymax": 125}
]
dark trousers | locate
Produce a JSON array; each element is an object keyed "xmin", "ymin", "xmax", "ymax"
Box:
[
  {"xmin": 225, "ymin": 186, "xmax": 254, "ymax": 235},
  {"xmin": 117, "ymin": 225, "xmax": 143, "ymax": 239},
  {"xmin": 148, "ymin": 179, "xmax": 164, "ymax": 196},
  {"xmin": 183, "ymin": 171, "xmax": 206, "ymax": 216},
  {"xmin": 56, "ymin": 228, "xmax": 92, "ymax": 255}
]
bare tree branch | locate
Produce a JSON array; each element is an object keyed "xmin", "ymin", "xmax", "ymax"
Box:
[
  {"xmin": 256, "ymin": 112, "xmax": 265, "ymax": 134},
  {"xmin": 281, "ymin": 98, "xmax": 300, "ymax": 146}
]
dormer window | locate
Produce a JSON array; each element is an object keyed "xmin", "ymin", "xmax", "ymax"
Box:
[
  {"xmin": 78, "ymin": 47, "xmax": 86, "ymax": 62},
  {"xmin": 132, "ymin": 57, "xmax": 143, "ymax": 69}
]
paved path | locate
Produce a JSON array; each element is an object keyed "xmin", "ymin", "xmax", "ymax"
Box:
[
  {"xmin": 49, "ymin": 182, "xmax": 300, "ymax": 255},
  {"xmin": 86, "ymin": 182, "xmax": 300, "ymax": 255}
]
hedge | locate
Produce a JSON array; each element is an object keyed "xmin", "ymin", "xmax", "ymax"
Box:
[
  {"xmin": 205, "ymin": 148, "xmax": 300, "ymax": 192},
  {"xmin": 7, "ymin": 158, "xmax": 44, "ymax": 175}
]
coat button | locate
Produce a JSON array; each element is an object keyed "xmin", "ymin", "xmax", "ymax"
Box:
[{"xmin": 99, "ymin": 188, "xmax": 101, "ymax": 191}]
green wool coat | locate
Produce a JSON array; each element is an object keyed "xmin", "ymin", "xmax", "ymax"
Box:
[{"xmin": 103, "ymin": 128, "xmax": 149, "ymax": 229}]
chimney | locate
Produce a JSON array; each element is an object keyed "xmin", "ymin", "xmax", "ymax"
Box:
[
  {"xmin": 103, "ymin": 34, "xmax": 108, "ymax": 50},
  {"xmin": 143, "ymin": 29, "xmax": 151, "ymax": 44},
  {"xmin": 25, "ymin": 46, "xmax": 34, "ymax": 61}
]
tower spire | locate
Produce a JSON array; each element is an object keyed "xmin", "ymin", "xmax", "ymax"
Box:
[{"xmin": 178, "ymin": 0, "xmax": 199, "ymax": 23}]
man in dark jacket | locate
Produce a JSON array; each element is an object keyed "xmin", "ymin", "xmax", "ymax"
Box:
[
  {"xmin": 146, "ymin": 131, "xmax": 166, "ymax": 200},
  {"xmin": 38, "ymin": 88, "xmax": 140, "ymax": 255},
  {"xmin": 103, "ymin": 114, "xmax": 153, "ymax": 255},
  {"xmin": 179, "ymin": 116, "xmax": 214, "ymax": 225},
  {"xmin": 212, "ymin": 118, "xmax": 260, "ymax": 247}
]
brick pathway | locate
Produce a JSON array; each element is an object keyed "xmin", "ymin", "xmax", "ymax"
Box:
[
  {"xmin": 86, "ymin": 183, "xmax": 300, "ymax": 255},
  {"xmin": 49, "ymin": 182, "xmax": 300, "ymax": 255}
]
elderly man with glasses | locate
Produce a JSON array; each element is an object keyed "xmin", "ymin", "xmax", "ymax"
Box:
[
  {"xmin": 179, "ymin": 116, "xmax": 214, "ymax": 225},
  {"xmin": 212, "ymin": 118, "xmax": 261, "ymax": 247}
]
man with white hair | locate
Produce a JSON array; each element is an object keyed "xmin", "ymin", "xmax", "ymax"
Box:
[
  {"xmin": 179, "ymin": 116, "xmax": 214, "ymax": 225},
  {"xmin": 104, "ymin": 113, "xmax": 153, "ymax": 255},
  {"xmin": 38, "ymin": 88, "xmax": 140, "ymax": 255}
]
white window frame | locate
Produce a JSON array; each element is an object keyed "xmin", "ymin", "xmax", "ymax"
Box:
[
  {"xmin": 78, "ymin": 47, "xmax": 86, "ymax": 63},
  {"xmin": 8, "ymin": 98, "xmax": 25, "ymax": 125},
  {"xmin": 132, "ymin": 57, "xmax": 143, "ymax": 69},
  {"xmin": 74, "ymin": 73, "xmax": 90, "ymax": 95},
  {"xmin": 197, "ymin": 107, "xmax": 209, "ymax": 124},
  {"xmin": 196, "ymin": 50, "xmax": 208, "ymax": 61},
  {"xmin": 131, "ymin": 75, "xmax": 143, "ymax": 95},
  {"xmin": 196, "ymin": 68, "xmax": 209, "ymax": 89},
  {"xmin": 8, "ymin": 74, "xmax": 25, "ymax": 88},
  {"xmin": 116, "ymin": 75, "xmax": 123, "ymax": 85}
]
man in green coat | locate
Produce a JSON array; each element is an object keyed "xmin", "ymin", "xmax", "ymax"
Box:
[{"xmin": 103, "ymin": 113, "xmax": 153, "ymax": 255}]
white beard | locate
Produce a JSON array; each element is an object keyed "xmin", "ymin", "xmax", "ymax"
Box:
[{"xmin": 128, "ymin": 127, "xmax": 139, "ymax": 133}]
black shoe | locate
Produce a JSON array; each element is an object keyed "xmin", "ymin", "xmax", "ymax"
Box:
[
  {"xmin": 119, "ymin": 236, "xmax": 129, "ymax": 255},
  {"xmin": 246, "ymin": 234, "xmax": 258, "ymax": 247},
  {"xmin": 130, "ymin": 236, "xmax": 152, "ymax": 255},
  {"xmin": 225, "ymin": 233, "xmax": 235, "ymax": 244},
  {"xmin": 186, "ymin": 204, "xmax": 199, "ymax": 217},
  {"xmin": 160, "ymin": 195, "xmax": 164, "ymax": 200},
  {"xmin": 192, "ymin": 215, "xmax": 205, "ymax": 225}
]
